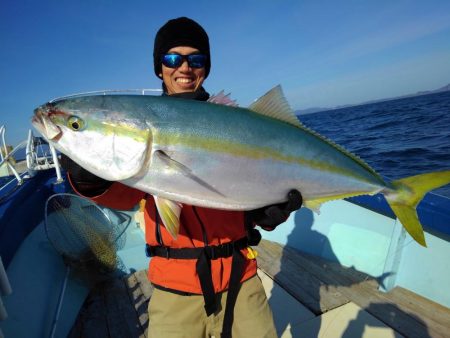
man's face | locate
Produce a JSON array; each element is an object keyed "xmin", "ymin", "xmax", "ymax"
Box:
[{"xmin": 161, "ymin": 46, "xmax": 206, "ymax": 95}]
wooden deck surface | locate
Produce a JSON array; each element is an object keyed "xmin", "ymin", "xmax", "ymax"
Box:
[
  {"xmin": 257, "ymin": 239, "xmax": 450, "ymax": 338},
  {"xmin": 68, "ymin": 239, "xmax": 450, "ymax": 338}
]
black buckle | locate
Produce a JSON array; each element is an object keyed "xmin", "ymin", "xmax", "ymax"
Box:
[
  {"xmin": 220, "ymin": 243, "xmax": 234, "ymax": 257},
  {"xmin": 205, "ymin": 243, "xmax": 234, "ymax": 260},
  {"xmin": 145, "ymin": 244, "xmax": 152, "ymax": 257},
  {"xmin": 162, "ymin": 246, "xmax": 170, "ymax": 259},
  {"xmin": 145, "ymin": 244, "xmax": 171, "ymax": 259}
]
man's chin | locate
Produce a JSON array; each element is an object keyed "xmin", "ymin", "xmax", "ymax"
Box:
[{"xmin": 178, "ymin": 83, "xmax": 197, "ymax": 90}]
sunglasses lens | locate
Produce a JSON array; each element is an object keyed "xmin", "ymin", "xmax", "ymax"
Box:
[
  {"xmin": 162, "ymin": 54, "xmax": 207, "ymax": 68},
  {"xmin": 187, "ymin": 54, "xmax": 207, "ymax": 68},
  {"xmin": 162, "ymin": 54, "xmax": 183, "ymax": 68}
]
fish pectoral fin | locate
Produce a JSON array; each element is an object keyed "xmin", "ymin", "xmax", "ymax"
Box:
[
  {"xmin": 155, "ymin": 149, "xmax": 190, "ymax": 172},
  {"xmin": 154, "ymin": 149, "xmax": 226, "ymax": 197},
  {"xmin": 154, "ymin": 196, "xmax": 182, "ymax": 239}
]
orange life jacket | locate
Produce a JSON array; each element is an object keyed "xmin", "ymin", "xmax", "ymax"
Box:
[{"xmin": 73, "ymin": 180, "xmax": 257, "ymax": 294}]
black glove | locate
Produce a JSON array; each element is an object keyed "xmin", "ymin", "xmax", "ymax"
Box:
[
  {"xmin": 246, "ymin": 190, "xmax": 303, "ymax": 231},
  {"xmin": 60, "ymin": 154, "xmax": 113, "ymax": 197}
]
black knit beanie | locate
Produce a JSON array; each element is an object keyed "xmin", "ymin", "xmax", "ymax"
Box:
[{"xmin": 153, "ymin": 17, "xmax": 211, "ymax": 79}]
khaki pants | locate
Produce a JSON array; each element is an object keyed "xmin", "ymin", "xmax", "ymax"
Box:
[{"xmin": 148, "ymin": 275, "xmax": 277, "ymax": 338}]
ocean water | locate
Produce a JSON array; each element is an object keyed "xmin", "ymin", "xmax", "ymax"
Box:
[{"xmin": 299, "ymin": 91, "xmax": 450, "ymax": 198}]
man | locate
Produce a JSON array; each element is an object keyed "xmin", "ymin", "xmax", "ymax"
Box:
[{"xmin": 63, "ymin": 17, "xmax": 302, "ymax": 338}]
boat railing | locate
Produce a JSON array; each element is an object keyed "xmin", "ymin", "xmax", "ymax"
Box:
[
  {"xmin": 0, "ymin": 126, "xmax": 63, "ymax": 194},
  {"xmin": 0, "ymin": 126, "xmax": 28, "ymax": 185},
  {"xmin": 49, "ymin": 88, "xmax": 163, "ymax": 102},
  {"xmin": 25, "ymin": 130, "xmax": 63, "ymax": 182}
]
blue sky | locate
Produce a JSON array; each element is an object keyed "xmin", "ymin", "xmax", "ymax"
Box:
[{"xmin": 1, "ymin": 0, "xmax": 450, "ymax": 145}]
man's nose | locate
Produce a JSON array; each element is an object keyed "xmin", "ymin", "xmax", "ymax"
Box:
[{"xmin": 179, "ymin": 60, "xmax": 190, "ymax": 71}]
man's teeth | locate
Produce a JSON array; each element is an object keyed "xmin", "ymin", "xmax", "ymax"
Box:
[{"xmin": 176, "ymin": 78, "xmax": 192, "ymax": 83}]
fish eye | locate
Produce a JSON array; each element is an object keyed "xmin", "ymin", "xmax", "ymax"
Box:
[{"xmin": 67, "ymin": 116, "xmax": 85, "ymax": 131}]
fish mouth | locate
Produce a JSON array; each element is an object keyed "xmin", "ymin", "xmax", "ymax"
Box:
[{"xmin": 32, "ymin": 104, "xmax": 63, "ymax": 141}]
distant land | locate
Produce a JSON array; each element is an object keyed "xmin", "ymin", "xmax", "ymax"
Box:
[{"xmin": 295, "ymin": 83, "xmax": 450, "ymax": 115}]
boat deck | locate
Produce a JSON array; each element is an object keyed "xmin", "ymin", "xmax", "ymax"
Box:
[{"xmin": 68, "ymin": 240, "xmax": 450, "ymax": 338}]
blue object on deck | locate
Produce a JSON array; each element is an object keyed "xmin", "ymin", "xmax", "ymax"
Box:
[
  {"xmin": 2, "ymin": 220, "xmax": 89, "ymax": 338},
  {"xmin": 0, "ymin": 171, "xmax": 69, "ymax": 268}
]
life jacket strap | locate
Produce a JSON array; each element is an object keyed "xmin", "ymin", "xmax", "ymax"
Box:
[
  {"xmin": 145, "ymin": 237, "xmax": 249, "ymax": 338},
  {"xmin": 221, "ymin": 247, "xmax": 246, "ymax": 338},
  {"xmin": 145, "ymin": 237, "xmax": 248, "ymax": 259}
]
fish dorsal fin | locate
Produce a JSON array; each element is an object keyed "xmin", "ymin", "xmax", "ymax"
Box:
[
  {"xmin": 250, "ymin": 86, "xmax": 383, "ymax": 181},
  {"xmin": 249, "ymin": 85, "xmax": 303, "ymax": 128},
  {"xmin": 208, "ymin": 90, "xmax": 239, "ymax": 107}
]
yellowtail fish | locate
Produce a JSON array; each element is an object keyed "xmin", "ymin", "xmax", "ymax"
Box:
[{"xmin": 32, "ymin": 86, "xmax": 450, "ymax": 245}]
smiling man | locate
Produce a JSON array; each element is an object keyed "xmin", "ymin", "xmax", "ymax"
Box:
[
  {"xmin": 153, "ymin": 17, "xmax": 211, "ymax": 99},
  {"xmin": 160, "ymin": 46, "xmax": 207, "ymax": 94},
  {"xmin": 144, "ymin": 17, "xmax": 300, "ymax": 338},
  {"xmin": 63, "ymin": 16, "xmax": 302, "ymax": 338}
]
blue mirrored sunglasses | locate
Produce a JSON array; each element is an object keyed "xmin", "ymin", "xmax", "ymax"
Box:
[{"xmin": 161, "ymin": 54, "xmax": 207, "ymax": 69}]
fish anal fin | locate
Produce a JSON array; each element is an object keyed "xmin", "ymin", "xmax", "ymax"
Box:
[
  {"xmin": 303, "ymin": 199, "xmax": 324, "ymax": 213},
  {"xmin": 154, "ymin": 196, "xmax": 182, "ymax": 239},
  {"xmin": 304, "ymin": 190, "xmax": 378, "ymax": 214},
  {"xmin": 248, "ymin": 85, "xmax": 303, "ymax": 128}
]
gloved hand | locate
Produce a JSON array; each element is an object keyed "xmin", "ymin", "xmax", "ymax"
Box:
[
  {"xmin": 246, "ymin": 190, "xmax": 303, "ymax": 231},
  {"xmin": 60, "ymin": 154, "xmax": 113, "ymax": 197}
]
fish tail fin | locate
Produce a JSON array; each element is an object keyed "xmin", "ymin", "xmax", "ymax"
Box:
[{"xmin": 386, "ymin": 170, "xmax": 450, "ymax": 247}]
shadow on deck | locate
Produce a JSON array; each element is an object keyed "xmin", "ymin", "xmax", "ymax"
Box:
[
  {"xmin": 68, "ymin": 270, "xmax": 152, "ymax": 338},
  {"xmin": 68, "ymin": 240, "xmax": 450, "ymax": 338}
]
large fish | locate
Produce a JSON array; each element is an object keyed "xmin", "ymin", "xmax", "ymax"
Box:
[{"xmin": 32, "ymin": 86, "xmax": 450, "ymax": 246}]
